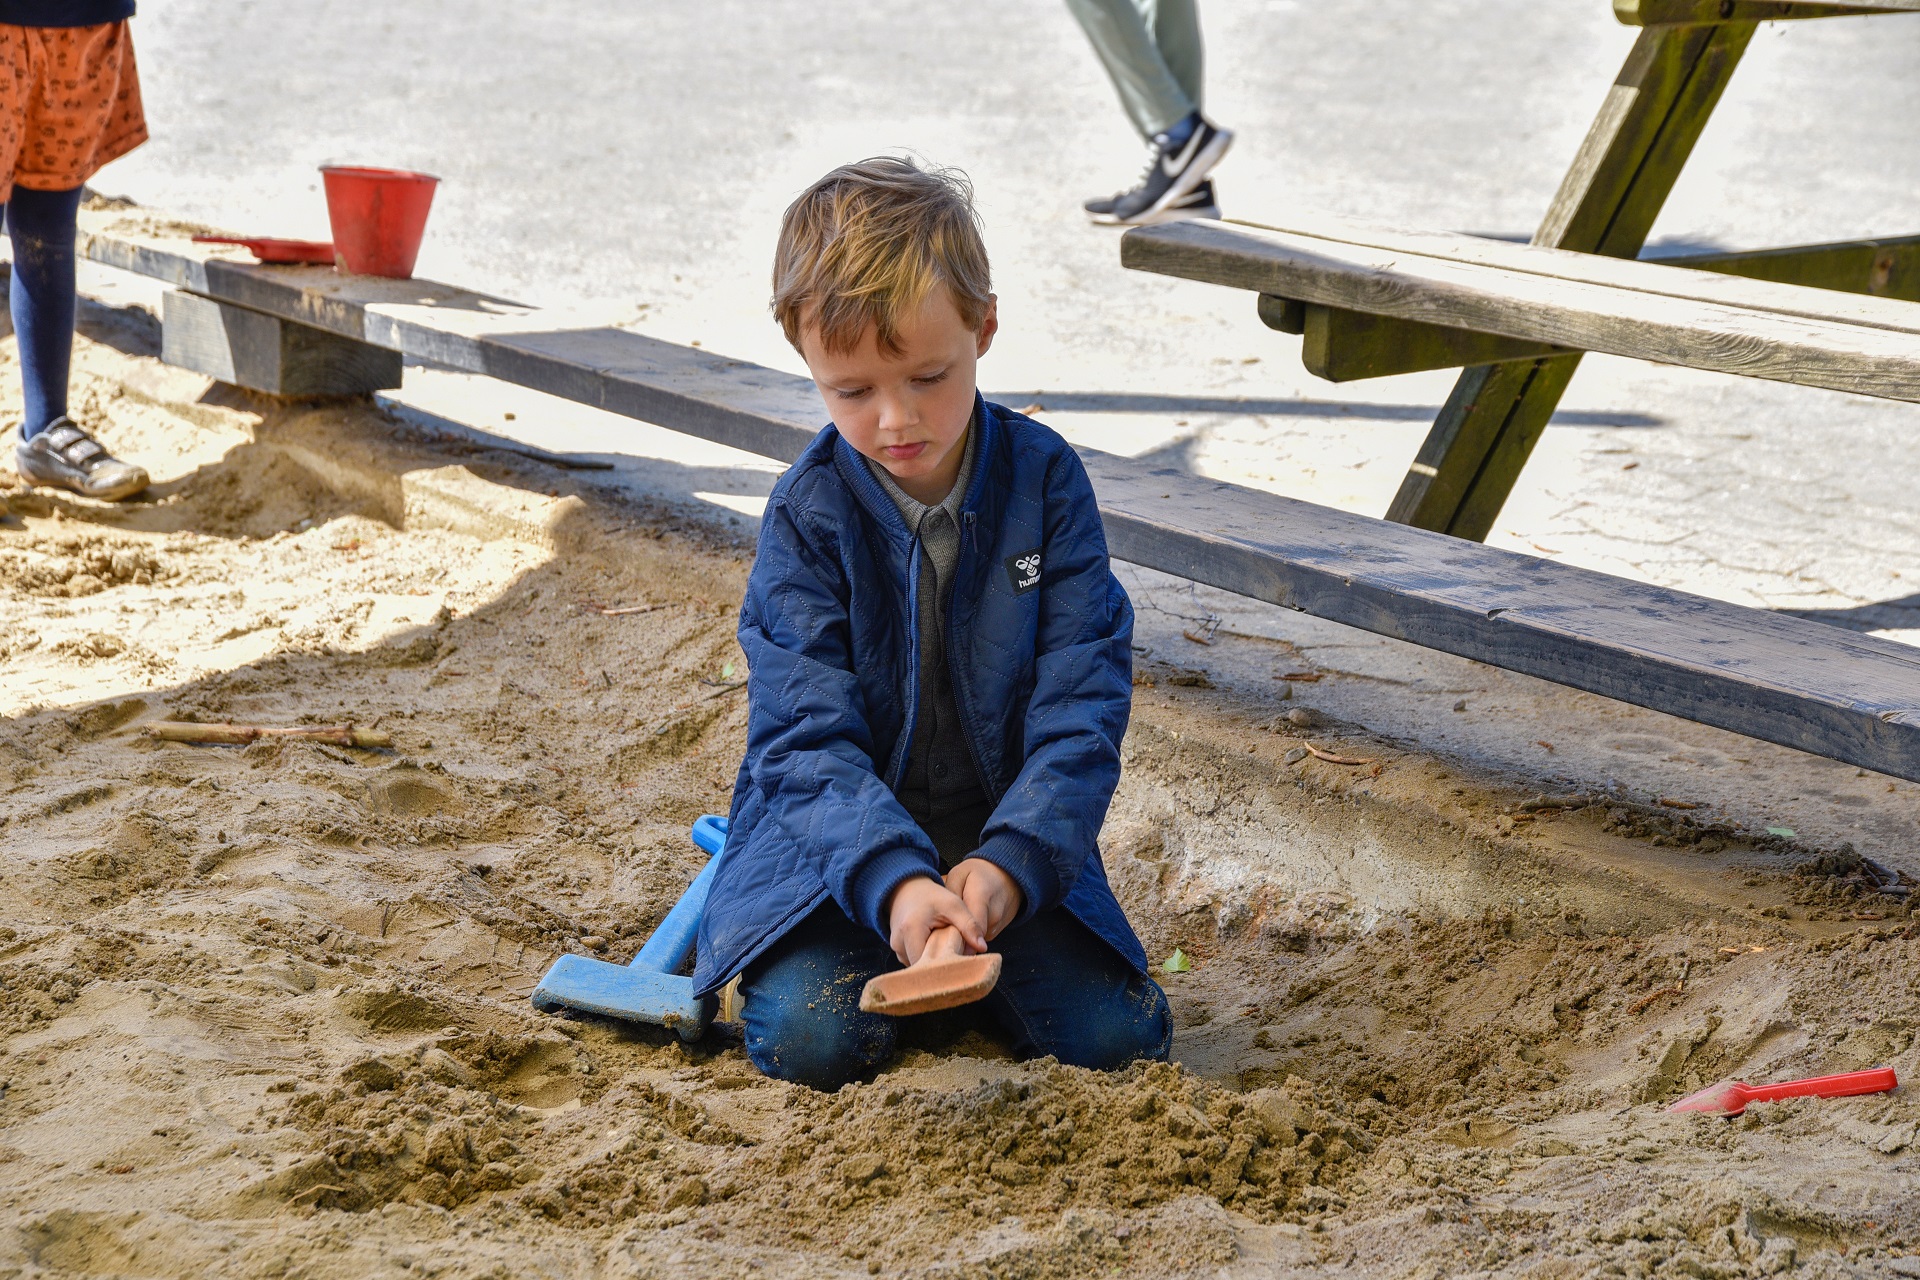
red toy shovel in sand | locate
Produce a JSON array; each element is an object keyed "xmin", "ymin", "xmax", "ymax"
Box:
[
  {"xmin": 1668, "ymin": 1066, "xmax": 1897, "ymax": 1116},
  {"xmin": 859, "ymin": 926, "xmax": 1001, "ymax": 1016}
]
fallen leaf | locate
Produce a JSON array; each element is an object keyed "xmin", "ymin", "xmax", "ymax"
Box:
[
  {"xmin": 1278, "ymin": 671, "xmax": 1322, "ymax": 682},
  {"xmin": 1017, "ymin": 402, "xmax": 1046, "ymax": 415},
  {"xmin": 1161, "ymin": 948, "xmax": 1192, "ymax": 973},
  {"xmin": 1767, "ymin": 826, "xmax": 1797, "ymax": 839},
  {"xmin": 1534, "ymin": 740, "xmax": 1556, "ymax": 753},
  {"xmin": 721, "ymin": 661, "xmax": 736, "ymax": 679},
  {"xmin": 1657, "ymin": 797, "xmax": 1700, "ymax": 810},
  {"xmin": 1182, "ymin": 629, "xmax": 1213, "ymax": 646}
]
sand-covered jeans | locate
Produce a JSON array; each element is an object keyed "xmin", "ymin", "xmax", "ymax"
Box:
[{"xmin": 739, "ymin": 898, "xmax": 1172, "ymax": 1091}]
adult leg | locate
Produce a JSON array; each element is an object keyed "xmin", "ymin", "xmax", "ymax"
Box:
[
  {"xmin": 1144, "ymin": 0, "xmax": 1205, "ymax": 117},
  {"xmin": 1063, "ymin": 0, "xmax": 1197, "ymax": 141},
  {"xmin": 7, "ymin": 183, "xmax": 81, "ymax": 439},
  {"xmin": 737, "ymin": 900, "xmax": 900, "ymax": 1091},
  {"xmin": 982, "ymin": 908, "xmax": 1171, "ymax": 1070}
]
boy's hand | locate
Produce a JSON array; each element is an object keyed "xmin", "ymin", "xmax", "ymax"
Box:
[
  {"xmin": 885, "ymin": 875, "xmax": 987, "ymax": 967},
  {"xmin": 944, "ymin": 858, "xmax": 1023, "ymax": 941}
]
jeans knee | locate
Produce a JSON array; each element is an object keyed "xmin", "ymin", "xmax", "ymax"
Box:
[
  {"xmin": 1027, "ymin": 976, "xmax": 1171, "ymax": 1072},
  {"xmin": 743, "ymin": 994, "xmax": 895, "ymax": 1091}
]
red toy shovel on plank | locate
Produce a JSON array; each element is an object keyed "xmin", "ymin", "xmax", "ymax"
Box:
[
  {"xmin": 859, "ymin": 925, "xmax": 1001, "ymax": 1016},
  {"xmin": 191, "ymin": 235, "xmax": 335, "ymax": 265},
  {"xmin": 1669, "ymin": 1066, "xmax": 1897, "ymax": 1116}
]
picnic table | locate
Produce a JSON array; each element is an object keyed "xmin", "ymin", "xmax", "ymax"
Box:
[
  {"xmin": 1123, "ymin": 0, "xmax": 1920, "ymax": 540},
  {"xmin": 73, "ymin": 211, "xmax": 1920, "ymax": 785}
]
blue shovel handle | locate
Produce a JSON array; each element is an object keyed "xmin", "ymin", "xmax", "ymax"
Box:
[{"xmin": 630, "ymin": 814, "xmax": 729, "ymax": 974}]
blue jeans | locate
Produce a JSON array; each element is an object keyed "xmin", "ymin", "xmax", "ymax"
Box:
[{"xmin": 739, "ymin": 899, "xmax": 1171, "ymax": 1091}]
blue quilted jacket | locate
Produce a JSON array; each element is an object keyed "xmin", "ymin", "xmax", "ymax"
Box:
[{"xmin": 692, "ymin": 397, "xmax": 1145, "ymax": 995}]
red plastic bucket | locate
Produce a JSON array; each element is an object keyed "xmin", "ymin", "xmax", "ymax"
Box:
[{"xmin": 320, "ymin": 165, "xmax": 439, "ymax": 278}]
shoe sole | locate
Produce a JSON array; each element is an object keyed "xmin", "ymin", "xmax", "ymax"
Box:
[
  {"xmin": 1109, "ymin": 202, "xmax": 1222, "ymax": 227},
  {"xmin": 1090, "ymin": 197, "xmax": 1222, "ymax": 227},
  {"xmin": 16, "ymin": 467, "xmax": 150, "ymax": 503}
]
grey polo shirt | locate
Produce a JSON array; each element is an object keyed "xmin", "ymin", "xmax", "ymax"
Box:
[{"xmin": 866, "ymin": 420, "xmax": 993, "ymax": 867}]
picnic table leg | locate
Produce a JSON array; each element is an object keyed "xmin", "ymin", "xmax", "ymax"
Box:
[{"xmin": 1387, "ymin": 21, "xmax": 1756, "ymax": 541}]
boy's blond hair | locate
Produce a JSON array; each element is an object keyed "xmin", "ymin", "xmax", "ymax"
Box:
[{"xmin": 772, "ymin": 156, "xmax": 992, "ymax": 357}]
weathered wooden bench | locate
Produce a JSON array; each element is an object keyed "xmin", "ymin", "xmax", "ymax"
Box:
[
  {"xmin": 72, "ymin": 212, "xmax": 1920, "ymax": 784},
  {"xmin": 1122, "ymin": 0, "xmax": 1920, "ymax": 540},
  {"xmin": 1123, "ymin": 214, "xmax": 1920, "ymax": 398}
]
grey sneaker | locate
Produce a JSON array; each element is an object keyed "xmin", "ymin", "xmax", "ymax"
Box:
[
  {"xmin": 15, "ymin": 417, "xmax": 149, "ymax": 501},
  {"xmin": 1086, "ymin": 116, "xmax": 1233, "ymax": 225}
]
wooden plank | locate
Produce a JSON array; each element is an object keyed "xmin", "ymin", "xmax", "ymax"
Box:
[
  {"xmin": 81, "ymin": 218, "xmax": 819, "ymax": 464},
  {"xmin": 1661, "ymin": 235, "xmax": 1920, "ymax": 304},
  {"xmin": 75, "ymin": 214, "xmax": 1920, "ymax": 782},
  {"xmin": 1300, "ymin": 304, "xmax": 1567, "ymax": 382},
  {"xmin": 1243, "ymin": 225, "xmax": 1919, "ymax": 380},
  {"xmin": 161, "ymin": 290, "xmax": 402, "ymax": 396},
  {"xmin": 1217, "ymin": 214, "xmax": 1920, "ymax": 336},
  {"xmin": 1085, "ymin": 456, "xmax": 1920, "ymax": 781},
  {"xmin": 1256, "ymin": 292, "xmax": 1306, "ymax": 334},
  {"xmin": 1120, "ymin": 219, "xmax": 1920, "ymax": 400},
  {"xmin": 1617, "ymin": 0, "xmax": 1920, "ymax": 22}
]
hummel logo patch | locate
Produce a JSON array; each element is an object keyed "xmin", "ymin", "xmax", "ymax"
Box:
[{"xmin": 1005, "ymin": 549, "xmax": 1043, "ymax": 594}]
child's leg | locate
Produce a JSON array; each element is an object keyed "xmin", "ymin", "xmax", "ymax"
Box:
[
  {"xmin": 982, "ymin": 908, "xmax": 1172, "ymax": 1070},
  {"xmin": 6, "ymin": 184, "xmax": 83, "ymax": 439},
  {"xmin": 737, "ymin": 901, "xmax": 900, "ymax": 1091}
]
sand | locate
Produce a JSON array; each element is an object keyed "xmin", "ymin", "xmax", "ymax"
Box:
[{"xmin": 1, "ymin": 323, "xmax": 1917, "ymax": 1279}]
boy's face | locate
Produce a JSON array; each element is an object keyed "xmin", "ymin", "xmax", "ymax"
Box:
[{"xmin": 799, "ymin": 289, "xmax": 997, "ymax": 507}]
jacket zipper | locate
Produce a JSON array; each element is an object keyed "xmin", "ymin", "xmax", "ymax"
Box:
[
  {"xmin": 885, "ymin": 531, "xmax": 923, "ymax": 791},
  {"xmin": 948, "ymin": 509, "xmax": 1002, "ymax": 807}
]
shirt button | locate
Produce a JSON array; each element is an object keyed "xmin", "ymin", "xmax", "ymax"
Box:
[{"xmin": 933, "ymin": 762, "xmax": 949, "ymax": 779}]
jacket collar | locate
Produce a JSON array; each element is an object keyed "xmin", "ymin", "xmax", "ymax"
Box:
[{"xmin": 832, "ymin": 392, "xmax": 998, "ymax": 544}]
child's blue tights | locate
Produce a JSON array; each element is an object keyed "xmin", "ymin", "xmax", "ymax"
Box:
[
  {"xmin": 6, "ymin": 184, "xmax": 84, "ymax": 440},
  {"xmin": 739, "ymin": 900, "xmax": 1171, "ymax": 1091}
]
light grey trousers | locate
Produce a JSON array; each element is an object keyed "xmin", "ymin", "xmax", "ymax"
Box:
[{"xmin": 1064, "ymin": 0, "xmax": 1205, "ymax": 141}]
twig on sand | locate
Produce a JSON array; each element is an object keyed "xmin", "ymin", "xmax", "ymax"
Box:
[
  {"xmin": 1302, "ymin": 742, "xmax": 1375, "ymax": 767},
  {"xmin": 1182, "ymin": 614, "xmax": 1221, "ymax": 646},
  {"xmin": 648, "ymin": 681, "xmax": 747, "ymax": 735},
  {"xmin": 1627, "ymin": 984, "xmax": 1684, "ymax": 1015},
  {"xmin": 145, "ymin": 722, "xmax": 392, "ymax": 749},
  {"xmin": 580, "ymin": 602, "xmax": 666, "ymax": 617}
]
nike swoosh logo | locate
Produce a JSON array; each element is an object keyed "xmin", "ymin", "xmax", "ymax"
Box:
[{"xmin": 1161, "ymin": 128, "xmax": 1207, "ymax": 177}]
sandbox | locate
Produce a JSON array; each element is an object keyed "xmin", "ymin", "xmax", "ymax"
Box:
[{"xmin": 0, "ymin": 327, "xmax": 1915, "ymax": 1279}]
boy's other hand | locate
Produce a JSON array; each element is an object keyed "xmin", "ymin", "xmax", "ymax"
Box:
[
  {"xmin": 945, "ymin": 858, "xmax": 1023, "ymax": 941},
  {"xmin": 885, "ymin": 875, "xmax": 987, "ymax": 967}
]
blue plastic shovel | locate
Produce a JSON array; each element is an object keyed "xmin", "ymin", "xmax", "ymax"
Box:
[{"xmin": 529, "ymin": 813, "xmax": 729, "ymax": 1040}]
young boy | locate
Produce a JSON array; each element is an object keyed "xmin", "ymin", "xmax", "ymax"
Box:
[{"xmin": 691, "ymin": 156, "xmax": 1170, "ymax": 1091}]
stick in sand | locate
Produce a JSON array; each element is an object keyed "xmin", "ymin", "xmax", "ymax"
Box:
[
  {"xmin": 145, "ymin": 722, "xmax": 393, "ymax": 749},
  {"xmin": 859, "ymin": 925, "xmax": 1001, "ymax": 1016}
]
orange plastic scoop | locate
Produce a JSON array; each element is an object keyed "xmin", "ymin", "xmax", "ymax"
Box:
[
  {"xmin": 859, "ymin": 926, "xmax": 1001, "ymax": 1016},
  {"xmin": 1668, "ymin": 1066, "xmax": 1897, "ymax": 1116}
]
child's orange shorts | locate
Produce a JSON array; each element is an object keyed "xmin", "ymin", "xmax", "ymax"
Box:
[{"xmin": 0, "ymin": 20, "xmax": 146, "ymax": 203}]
